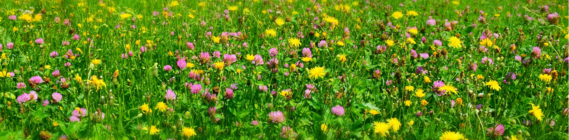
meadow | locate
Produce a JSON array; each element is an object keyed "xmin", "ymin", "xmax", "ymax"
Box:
[{"xmin": 0, "ymin": 0, "xmax": 567, "ymax": 139}]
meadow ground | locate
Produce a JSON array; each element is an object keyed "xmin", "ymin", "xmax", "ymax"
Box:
[{"xmin": 0, "ymin": 0, "xmax": 568, "ymax": 139}]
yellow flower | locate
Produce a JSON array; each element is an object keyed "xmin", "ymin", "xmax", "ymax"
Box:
[
  {"xmin": 477, "ymin": 75, "xmax": 485, "ymax": 80},
  {"xmin": 275, "ymin": 18, "xmax": 285, "ymax": 26},
  {"xmin": 485, "ymin": 80, "xmax": 501, "ymax": 91},
  {"xmin": 187, "ymin": 63, "xmax": 195, "ymax": 68},
  {"xmin": 323, "ymin": 16, "xmax": 339, "ymax": 27},
  {"xmin": 182, "ymin": 127, "xmax": 197, "ymax": 137},
  {"xmin": 407, "ymin": 120, "xmax": 414, "ymax": 126},
  {"xmin": 212, "ymin": 36, "xmax": 221, "ymax": 43},
  {"xmin": 408, "ymin": 28, "xmax": 418, "ymax": 35},
  {"xmin": 424, "ymin": 76, "xmax": 431, "ymax": 83},
  {"xmin": 53, "ymin": 121, "xmax": 59, "ymax": 127},
  {"xmin": 290, "ymin": 64, "xmax": 297, "ymax": 71},
  {"xmin": 288, "ymin": 38, "xmax": 301, "ymax": 47},
  {"xmin": 406, "ymin": 38, "xmax": 416, "ymax": 44},
  {"xmin": 228, "ymin": 6, "xmax": 238, "ymax": 11},
  {"xmin": 546, "ymin": 87, "xmax": 554, "ymax": 95},
  {"xmin": 373, "ymin": 122, "xmax": 390, "ymax": 137},
  {"xmin": 539, "ymin": 74, "xmax": 552, "ymax": 83},
  {"xmin": 92, "ymin": 59, "xmax": 102, "ymax": 65},
  {"xmin": 337, "ymin": 54, "xmax": 347, "ymax": 63},
  {"xmin": 75, "ymin": 74, "xmax": 83, "ymax": 85},
  {"xmin": 89, "ymin": 76, "xmax": 106, "ymax": 91},
  {"xmin": 392, "ymin": 12, "xmax": 404, "ymax": 19},
  {"xmin": 149, "ymin": 125, "xmax": 160, "ymax": 135},
  {"xmin": 265, "ymin": 29, "xmax": 277, "ymax": 37},
  {"xmin": 337, "ymin": 41, "xmax": 345, "ymax": 46},
  {"xmin": 448, "ymin": 37, "xmax": 462, "ymax": 48},
  {"xmin": 321, "ymin": 124, "xmax": 328, "ymax": 132},
  {"xmin": 156, "ymin": 102, "xmax": 168, "ymax": 112},
  {"xmin": 141, "ymin": 103, "xmax": 152, "ymax": 114},
  {"xmin": 439, "ymin": 85, "xmax": 458, "ymax": 94},
  {"xmin": 119, "ymin": 13, "xmax": 132, "ymax": 19},
  {"xmin": 529, "ymin": 103, "xmax": 544, "ymax": 121},
  {"xmin": 452, "ymin": 1, "xmax": 460, "ymax": 5},
  {"xmin": 19, "ymin": 13, "xmax": 33, "ymax": 22},
  {"xmin": 440, "ymin": 131, "xmax": 464, "ymax": 140},
  {"xmin": 308, "ymin": 67, "xmax": 326, "ymax": 79},
  {"xmin": 480, "ymin": 38, "xmax": 493, "ymax": 47},
  {"xmin": 214, "ymin": 62, "xmax": 225, "ymax": 70},
  {"xmin": 404, "ymin": 100, "xmax": 412, "ymax": 106},
  {"xmin": 415, "ymin": 89, "xmax": 425, "ymax": 98},
  {"xmin": 421, "ymin": 99, "xmax": 428, "ymax": 106},
  {"xmin": 405, "ymin": 86, "xmax": 414, "ymax": 91},
  {"xmin": 279, "ymin": 90, "xmax": 292, "ymax": 97},
  {"xmin": 369, "ymin": 109, "xmax": 379, "ymax": 115},
  {"xmin": 246, "ymin": 55, "xmax": 255, "ymax": 61},
  {"xmin": 385, "ymin": 39, "xmax": 394, "ymax": 47},
  {"xmin": 386, "ymin": 118, "xmax": 401, "ymax": 132},
  {"xmin": 302, "ymin": 57, "xmax": 312, "ymax": 62},
  {"xmin": 169, "ymin": 1, "xmax": 179, "ymax": 7},
  {"xmin": 407, "ymin": 11, "xmax": 419, "ymax": 16}
]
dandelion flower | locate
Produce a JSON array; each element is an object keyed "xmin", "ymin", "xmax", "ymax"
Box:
[
  {"xmin": 91, "ymin": 59, "xmax": 102, "ymax": 65},
  {"xmin": 392, "ymin": 12, "xmax": 403, "ymax": 19},
  {"xmin": 480, "ymin": 38, "xmax": 493, "ymax": 47},
  {"xmin": 265, "ymin": 29, "xmax": 277, "ymax": 37},
  {"xmin": 246, "ymin": 54, "xmax": 255, "ymax": 61},
  {"xmin": 439, "ymin": 85, "xmax": 458, "ymax": 94},
  {"xmin": 156, "ymin": 102, "xmax": 168, "ymax": 112},
  {"xmin": 421, "ymin": 99, "xmax": 429, "ymax": 106},
  {"xmin": 485, "ymin": 80, "xmax": 501, "ymax": 91},
  {"xmin": 404, "ymin": 100, "xmax": 412, "ymax": 106},
  {"xmin": 415, "ymin": 89, "xmax": 425, "ymax": 98},
  {"xmin": 275, "ymin": 18, "xmax": 285, "ymax": 26},
  {"xmin": 448, "ymin": 37, "xmax": 462, "ymax": 48},
  {"xmin": 182, "ymin": 127, "xmax": 197, "ymax": 137},
  {"xmin": 149, "ymin": 125, "xmax": 160, "ymax": 135},
  {"xmin": 141, "ymin": 103, "xmax": 152, "ymax": 114},
  {"xmin": 440, "ymin": 131, "xmax": 465, "ymax": 140},
  {"xmin": 321, "ymin": 124, "xmax": 328, "ymax": 132},
  {"xmin": 374, "ymin": 122, "xmax": 390, "ymax": 136},
  {"xmin": 308, "ymin": 67, "xmax": 326, "ymax": 79},
  {"xmin": 385, "ymin": 39, "xmax": 394, "ymax": 47},
  {"xmin": 538, "ymin": 74, "xmax": 552, "ymax": 83},
  {"xmin": 529, "ymin": 103, "xmax": 544, "ymax": 121},
  {"xmin": 405, "ymin": 86, "xmax": 415, "ymax": 91},
  {"xmin": 289, "ymin": 38, "xmax": 301, "ymax": 47},
  {"xmin": 214, "ymin": 62, "xmax": 225, "ymax": 70},
  {"xmin": 302, "ymin": 57, "xmax": 312, "ymax": 62},
  {"xmin": 407, "ymin": 11, "xmax": 419, "ymax": 16},
  {"xmin": 369, "ymin": 109, "xmax": 379, "ymax": 115},
  {"xmin": 337, "ymin": 54, "xmax": 347, "ymax": 63},
  {"xmin": 387, "ymin": 118, "xmax": 401, "ymax": 132}
]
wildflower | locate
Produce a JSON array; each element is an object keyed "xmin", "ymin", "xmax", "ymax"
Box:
[
  {"xmin": 392, "ymin": 11, "xmax": 403, "ymax": 19},
  {"xmin": 426, "ymin": 19, "xmax": 436, "ymax": 26},
  {"xmin": 156, "ymin": 102, "xmax": 168, "ymax": 112},
  {"xmin": 29, "ymin": 76, "xmax": 44, "ymax": 84},
  {"xmin": 141, "ymin": 103, "xmax": 151, "ymax": 114},
  {"xmin": 182, "ymin": 127, "xmax": 197, "ymax": 137},
  {"xmin": 89, "ymin": 76, "xmax": 106, "ymax": 91},
  {"xmin": 424, "ymin": 76, "xmax": 431, "ymax": 83},
  {"xmin": 70, "ymin": 116, "xmax": 81, "ymax": 122},
  {"xmin": 52, "ymin": 93, "xmax": 63, "ymax": 103},
  {"xmin": 191, "ymin": 84, "xmax": 202, "ymax": 94},
  {"xmin": 252, "ymin": 120, "xmax": 259, "ymax": 126},
  {"xmin": 404, "ymin": 100, "xmax": 412, "ymax": 106},
  {"xmin": 529, "ymin": 103, "xmax": 544, "ymax": 121},
  {"xmin": 280, "ymin": 126, "xmax": 297, "ymax": 138},
  {"xmin": 407, "ymin": 27, "xmax": 418, "ymax": 35},
  {"xmin": 268, "ymin": 111, "xmax": 285, "ymax": 123},
  {"xmin": 331, "ymin": 105, "xmax": 345, "ymax": 116},
  {"xmin": 149, "ymin": 125, "xmax": 160, "ymax": 135},
  {"xmin": 480, "ymin": 38, "xmax": 493, "ymax": 47},
  {"xmin": 91, "ymin": 59, "xmax": 102, "ymax": 65},
  {"xmin": 486, "ymin": 124, "xmax": 505, "ymax": 137},
  {"xmin": 214, "ymin": 62, "xmax": 225, "ymax": 70},
  {"xmin": 405, "ymin": 86, "xmax": 415, "ymax": 91},
  {"xmin": 289, "ymin": 38, "xmax": 301, "ymax": 47},
  {"xmin": 387, "ymin": 118, "xmax": 401, "ymax": 132},
  {"xmin": 119, "ymin": 13, "xmax": 132, "ymax": 19},
  {"xmin": 439, "ymin": 85, "xmax": 458, "ymax": 94},
  {"xmin": 265, "ymin": 29, "xmax": 277, "ymax": 37},
  {"xmin": 407, "ymin": 11, "xmax": 419, "ymax": 16},
  {"xmin": 369, "ymin": 109, "xmax": 379, "ymax": 115},
  {"xmin": 385, "ymin": 39, "xmax": 394, "ymax": 47},
  {"xmin": 485, "ymin": 80, "xmax": 501, "ymax": 91},
  {"xmin": 302, "ymin": 57, "xmax": 312, "ymax": 62},
  {"xmin": 538, "ymin": 74, "xmax": 552, "ymax": 83},
  {"xmin": 72, "ymin": 107, "xmax": 87, "ymax": 117},
  {"xmin": 275, "ymin": 18, "xmax": 285, "ymax": 26},
  {"xmin": 279, "ymin": 89, "xmax": 292, "ymax": 97},
  {"xmin": 415, "ymin": 89, "xmax": 426, "ymax": 98},
  {"xmin": 165, "ymin": 89, "xmax": 176, "ymax": 101},
  {"xmin": 440, "ymin": 131, "xmax": 465, "ymax": 140},
  {"xmin": 321, "ymin": 124, "xmax": 328, "ymax": 132},
  {"xmin": 448, "ymin": 36, "xmax": 462, "ymax": 48},
  {"xmin": 308, "ymin": 67, "xmax": 326, "ymax": 79},
  {"xmin": 17, "ymin": 93, "xmax": 30, "ymax": 104},
  {"xmin": 337, "ymin": 54, "xmax": 347, "ymax": 63},
  {"xmin": 177, "ymin": 59, "xmax": 187, "ymax": 69},
  {"xmin": 421, "ymin": 99, "xmax": 429, "ymax": 106},
  {"xmin": 374, "ymin": 122, "xmax": 390, "ymax": 136}
]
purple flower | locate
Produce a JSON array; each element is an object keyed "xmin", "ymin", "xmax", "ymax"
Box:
[
  {"xmin": 433, "ymin": 40, "xmax": 442, "ymax": 46},
  {"xmin": 411, "ymin": 50, "xmax": 418, "ymax": 58},
  {"xmin": 253, "ymin": 55, "xmax": 264, "ymax": 65},
  {"xmin": 43, "ymin": 100, "xmax": 50, "ymax": 106},
  {"xmin": 268, "ymin": 111, "xmax": 285, "ymax": 123},
  {"xmin": 70, "ymin": 116, "xmax": 80, "ymax": 122},
  {"xmin": 165, "ymin": 89, "xmax": 176, "ymax": 100},
  {"xmin": 426, "ymin": 19, "xmax": 436, "ymax": 26},
  {"xmin": 186, "ymin": 42, "xmax": 194, "ymax": 50},
  {"xmin": 318, "ymin": 40, "xmax": 328, "ymax": 47},
  {"xmin": 52, "ymin": 70, "xmax": 61, "ymax": 77},
  {"xmin": 213, "ymin": 51, "xmax": 221, "ymax": 58},
  {"xmin": 52, "ymin": 92, "xmax": 63, "ymax": 103},
  {"xmin": 164, "ymin": 65, "xmax": 172, "ymax": 71},
  {"xmin": 200, "ymin": 52, "xmax": 211, "ymax": 63},
  {"xmin": 72, "ymin": 108, "xmax": 88, "ymax": 117},
  {"xmin": 269, "ymin": 48, "xmax": 278, "ymax": 57},
  {"xmin": 280, "ymin": 126, "xmax": 298, "ymax": 138},
  {"xmin": 304, "ymin": 89, "xmax": 312, "ymax": 99},
  {"xmin": 476, "ymin": 104, "xmax": 483, "ymax": 109},
  {"xmin": 515, "ymin": 55, "xmax": 522, "ymax": 62},
  {"xmin": 223, "ymin": 54, "xmax": 237, "ymax": 65},
  {"xmin": 226, "ymin": 88, "xmax": 234, "ymax": 99},
  {"xmin": 302, "ymin": 48, "xmax": 312, "ymax": 57},
  {"xmin": 50, "ymin": 51, "xmax": 59, "ymax": 58},
  {"xmin": 9, "ymin": 15, "xmax": 17, "ymax": 20},
  {"xmin": 208, "ymin": 107, "xmax": 216, "ymax": 115},
  {"xmin": 17, "ymin": 82, "xmax": 26, "ymax": 89},
  {"xmin": 486, "ymin": 124, "xmax": 505, "ymax": 137},
  {"xmin": 532, "ymin": 47, "xmax": 541, "ymax": 58},
  {"xmin": 420, "ymin": 53, "xmax": 429, "ymax": 59},
  {"xmin": 258, "ymin": 85, "xmax": 268, "ymax": 92},
  {"xmin": 470, "ymin": 63, "xmax": 478, "ymax": 72},
  {"xmin": 72, "ymin": 34, "xmax": 80, "ymax": 40},
  {"xmin": 35, "ymin": 38, "xmax": 44, "ymax": 44},
  {"xmin": 252, "ymin": 120, "xmax": 259, "ymax": 126},
  {"xmin": 191, "ymin": 84, "xmax": 202, "ymax": 94},
  {"xmin": 331, "ymin": 105, "xmax": 345, "ymax": 116},
  {"xmin": 28, "ymin": 91, "xmax": 38, "ymax": 102},
  {"xmin": 17, "ymin": 93, "xmax": 30, "ymax": 104},
  {"xmin": 29, "ymin": 76, "xmax": 44, "ymax": 84},
  {"xmin": 7, "ymin": 42, "xmax": 13, "ymax": 49},
  {"xmin": 177, "ymin": 59, "xmax": 187, "ymax": 69},
  {"xmin": 386, "ymin": 80, "xmax": 393, "ymax": 86}
]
